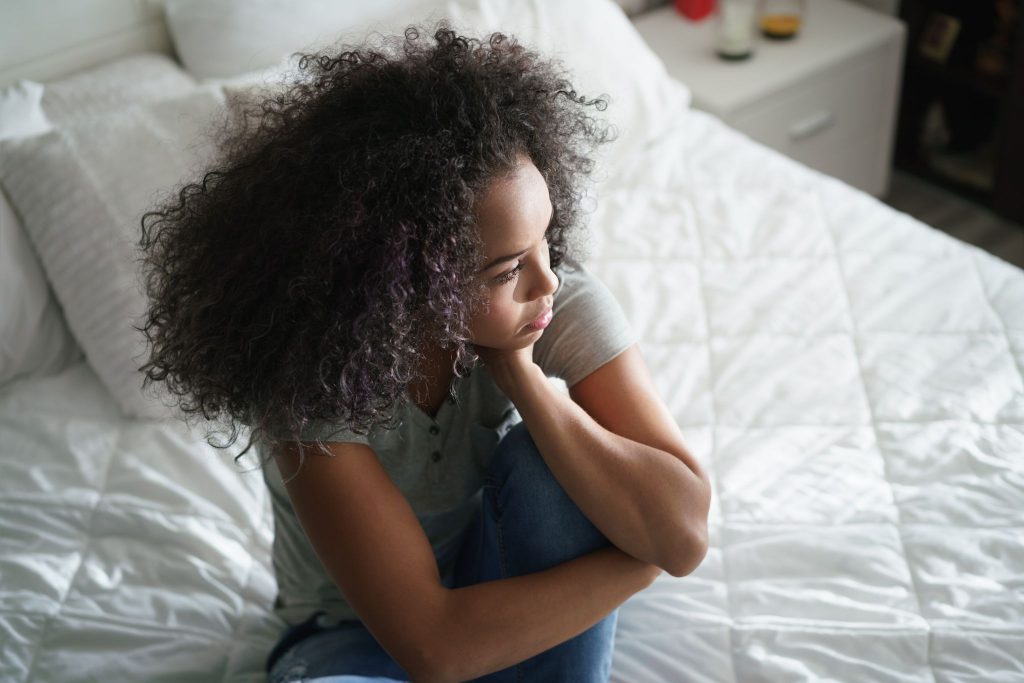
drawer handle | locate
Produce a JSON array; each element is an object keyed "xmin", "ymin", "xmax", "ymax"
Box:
[{"xmin": 788, "ymin": 111, "xmax": 835, "ymax": 141}]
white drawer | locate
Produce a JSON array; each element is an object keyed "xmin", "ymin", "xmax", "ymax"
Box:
[
  {"xmin": 729, "ymin": 45, "xmax": 890, "ymax": 153},
  {"xmin": 726, "ymin": 42, "xmax": 897, "ymax": 194}
]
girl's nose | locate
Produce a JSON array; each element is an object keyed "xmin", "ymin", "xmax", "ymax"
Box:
[{"xmin": 529, "ymin": 263, "xmax": 559, "ymax": 301}]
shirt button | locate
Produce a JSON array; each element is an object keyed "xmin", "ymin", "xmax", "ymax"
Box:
[
  {"xmin": 429, "ymin": 425, "xmax": 440, "ymax": 435},
  {"xmin": 431, "ymin": 451, "xmax": 442, "ymax": 463}
]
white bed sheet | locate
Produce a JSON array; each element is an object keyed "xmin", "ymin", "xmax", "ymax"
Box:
[{"xmin": 2, "ymin": 106, "xmax": 1023, "ymax": 683}]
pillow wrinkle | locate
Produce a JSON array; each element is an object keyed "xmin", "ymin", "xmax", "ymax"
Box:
[{"xmin": 0, "ymin": 83, "xmax": 81, "ymax": 386}]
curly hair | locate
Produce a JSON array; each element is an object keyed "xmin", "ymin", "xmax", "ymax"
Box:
[{"xmin": 136, "ymin": 20, "xmax": 616, "ymax": 463}]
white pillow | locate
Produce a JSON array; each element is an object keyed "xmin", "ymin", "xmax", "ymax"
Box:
[
  {"xmin": 0, "ymin": 87, "xmax": 228, "ymax": 418},
  {"xmin": 0, "ymin": 80, "xmax": 83, "ymax": 387},
  {"xmin": 164, "ymin": 0, "xmax": 428, "ymax": 79},
  {"xmin": 40, "ymin": 52, "xmax": 198, "ymax": 128},
  {"xmin": 167, "ymin": 0, "xmax": 691, "ymax": 174}
]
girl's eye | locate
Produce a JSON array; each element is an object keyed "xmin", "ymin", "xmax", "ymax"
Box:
[
  {"xmin": 494, "ymin": 262, "xmax": 524, "ymax": 285},
  {"xmin": 490, "ymin": 231, "xmax": 549, "ymax": 286}
]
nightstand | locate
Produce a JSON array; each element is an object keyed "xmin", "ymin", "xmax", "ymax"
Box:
[{"xmin": 632, "ymin": 0, "xmax": 906, "ymax": 197}]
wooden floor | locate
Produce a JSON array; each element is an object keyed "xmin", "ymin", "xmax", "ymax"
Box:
[{"xmin": 882, "ymin": 168, "xmax": 1024, "ymax": 270}]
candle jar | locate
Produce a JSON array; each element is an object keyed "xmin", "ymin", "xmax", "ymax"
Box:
[
  {"xmin": 759, "ymin": 0, "xmax": 806, "ymax": 40},
  {"xmin": 715, "ymin": 0, "xmax": 759, "ymax": 61}
]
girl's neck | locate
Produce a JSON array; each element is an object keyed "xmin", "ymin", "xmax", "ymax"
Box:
[{"xmin": 407, "ymin": 345, "xmax": 458, "ymax": 418}]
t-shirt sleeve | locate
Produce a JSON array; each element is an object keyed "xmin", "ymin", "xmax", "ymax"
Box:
[
  {"xmin": 533, "ymin": 257, "xmax": 637, "ymax": 388},
  {"xmin": 261, "ymin": 419, "xmax": 370, "ymax": 463},
  {"xmin": 263, "ymin": 419, "xmax": 371, "ymax": 446}
]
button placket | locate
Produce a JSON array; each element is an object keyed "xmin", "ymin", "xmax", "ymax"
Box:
[{"xmin": 429, "ymin": 419, "xmax": 443, "ymax": 466}]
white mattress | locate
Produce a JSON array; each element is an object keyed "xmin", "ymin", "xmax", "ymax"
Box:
[{"xmin": 2, "ymin": 104, "xmax": 1022, "ymax": 682}]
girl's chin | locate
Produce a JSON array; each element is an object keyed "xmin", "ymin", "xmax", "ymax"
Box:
[{"xmin": 473, "ymin": 325, "xmax": 544, "ymax": 351}]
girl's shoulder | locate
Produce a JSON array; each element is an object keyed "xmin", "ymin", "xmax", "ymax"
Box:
[{"xmin": 535, "ymin": 256, "xmax": 637, "ymax": 387}]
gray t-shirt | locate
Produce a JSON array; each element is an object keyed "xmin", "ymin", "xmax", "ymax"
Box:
[{"xmin": 259, "ymin": 256, "xmax": 637, "ymax": 627}]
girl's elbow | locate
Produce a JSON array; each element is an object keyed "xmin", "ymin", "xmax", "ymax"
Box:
[{"xmin": 664, "ymin": 523, "xmax": 709, "ymax": 578}]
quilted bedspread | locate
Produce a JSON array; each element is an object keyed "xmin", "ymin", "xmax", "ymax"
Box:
[{"xmin": 1, "ymin": 106, "xmax": 1022, "ymax": 682}]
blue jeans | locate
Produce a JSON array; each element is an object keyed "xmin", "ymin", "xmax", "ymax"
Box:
[{"xmin": 266, "ymin": 421, "xmax": 619, "ymax": 682}]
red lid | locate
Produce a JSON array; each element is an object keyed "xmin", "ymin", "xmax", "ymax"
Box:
[{"xmin": 674, "ymin": 0, "xmax": 716, "ymax": 21}]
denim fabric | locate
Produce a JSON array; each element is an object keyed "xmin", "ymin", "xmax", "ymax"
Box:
[{"xmin": 266, "ymin": 420, "xmax": 618, "ymax": 682}]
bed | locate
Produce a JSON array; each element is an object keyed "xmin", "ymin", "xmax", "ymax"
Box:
[{"xmin": 1, "ymin": 0, "xmax": 1022, "ymax": 681}]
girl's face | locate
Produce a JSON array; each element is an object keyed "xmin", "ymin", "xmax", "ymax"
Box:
[{"xmin": 469, "ymin": 155, "xmax": 560, "ymax": 350}]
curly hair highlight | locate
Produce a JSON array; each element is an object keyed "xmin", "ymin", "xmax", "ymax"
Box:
[{"xmin": 136, "ymin": 21, "xmax": 616, "ymax": 463}]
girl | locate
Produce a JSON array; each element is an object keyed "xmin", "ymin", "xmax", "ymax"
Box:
[{"xmin": 138, "ymin": 21, "xmax": 711, "ymax": 683}]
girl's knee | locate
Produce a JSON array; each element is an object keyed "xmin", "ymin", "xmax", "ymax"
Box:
[
  {"xmin": 486, "ymin": 421, "xmax": 611, "ymax": 572},
  {"xmin": 488, "ymin": 420, "xmax": 548, "ymax": 488}
]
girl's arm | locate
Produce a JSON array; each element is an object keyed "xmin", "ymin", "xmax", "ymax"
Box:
[
  {"xmin": 438, "ymin": 545, "xmax": 656, "ymax": 682},
  {"xmin": 482, "ymin": 343, "xmax": 713, "ymax": 578},
  {"xmin": 276, "ymin": 442, "xmax": 660, "ymax": 683}
]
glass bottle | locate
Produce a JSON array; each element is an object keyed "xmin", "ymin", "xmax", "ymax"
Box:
[
  {"xmin": 715, "ymin": 0, "xmax": 759, "ymax": 61},
  {"xmin": 759, "ymin": 0, "xmax": 806, "ymax": 40}
]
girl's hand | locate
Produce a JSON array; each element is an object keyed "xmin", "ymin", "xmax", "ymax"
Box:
[{"xmin": 474, "ymin": 342, "xmax": 538, "ymax": 399}]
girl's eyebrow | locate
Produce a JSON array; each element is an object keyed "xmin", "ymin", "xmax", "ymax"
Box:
[
  {"xmin": 478, "ymin": 248, "xmax": 529, "ymax": 273},
  {"xmin": 477, "ymin": 204, "xmax": 554, "ymax": 273}
]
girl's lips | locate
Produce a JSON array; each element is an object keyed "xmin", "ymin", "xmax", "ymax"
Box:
[{"xmin": 528, "ymin": 306, "xmax": 553, "ymax": 331}]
